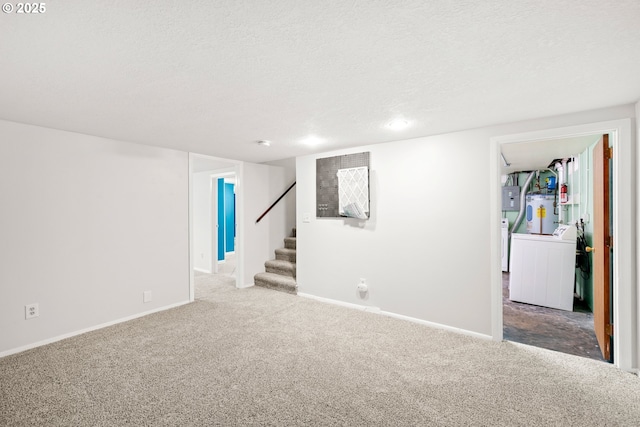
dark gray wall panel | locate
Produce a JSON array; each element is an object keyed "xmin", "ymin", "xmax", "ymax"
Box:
[{"xmin": 316, "ymin": 152, "xmax": 369, "ymax": 218}]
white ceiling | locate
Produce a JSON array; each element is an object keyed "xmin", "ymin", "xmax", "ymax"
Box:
[
  {"xmin": 501, "ymin": 134, "xmax": 602, "ymax": 174},
  {"xmin": 1, "ymin": 1, "xmax": 639, "ymax": 163}
]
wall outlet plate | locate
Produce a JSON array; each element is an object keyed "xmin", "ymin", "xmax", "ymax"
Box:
[
  {"xmin": 143, "ymin": 291, "xmax": 152, "ymax": 303},
  {"xmin": 25, "ymin": 303, "xmax": 39, "ymax": 319}
]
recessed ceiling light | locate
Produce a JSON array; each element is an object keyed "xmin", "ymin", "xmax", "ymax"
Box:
[
  {"xmin": 301, "ymin": 135, "xmax": 324, "ymax": 146},
  {"xmin": 257, "ymin": 140, "xmax": 271, "ymax": 147},
  {"xmin": 386, "ymin": 118, "xmax": 411, "ymax": 131}
]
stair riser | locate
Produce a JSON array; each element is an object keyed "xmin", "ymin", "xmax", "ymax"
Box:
[
  {"xmin": 284, "ymin": 239, "xmax": 296, "ymax": 250},
  {"xmin": 276, "ymin": 253, "xmax": 296, "ymax": 263},
  {"xmin": 254, "ymin": 277, "xmax": 297, "ymax": 295},
  {"xmin": 266, "ymin": 266, "xmax": 296, "ymax": 278}
]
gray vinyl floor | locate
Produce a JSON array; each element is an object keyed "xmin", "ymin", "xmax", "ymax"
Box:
[{"xmin": 502, "ymin": 272, "xmax": 605, "ymax": 362}]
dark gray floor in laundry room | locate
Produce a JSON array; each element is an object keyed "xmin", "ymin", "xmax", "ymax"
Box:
[{"xmin": 502, "ymin": 272, "xmax": 605, "ymax": 362}]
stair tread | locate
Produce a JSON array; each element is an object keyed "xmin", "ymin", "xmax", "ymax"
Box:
[
  {"xmin": 255, "ymin": 272, "xmax": 296, "ymax": 283},
  {"xmin": 254, "ymin": 272, "xmax": 297, "ymax": 294},
  {"xmin": 275, "ymin": 247, "xmax": 296, "ymax": 262},
  {"xmin": 275, "ymin": 248, "xmax": 296, "ymax": 254},
  {"xmin": 265, "ymin": 259, "xmax": 295, "ymax": 268}
]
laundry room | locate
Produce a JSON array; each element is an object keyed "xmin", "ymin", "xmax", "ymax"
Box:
[{"xmin": 500, "ymin": 134, "xmax": 611, "ymax": 362}]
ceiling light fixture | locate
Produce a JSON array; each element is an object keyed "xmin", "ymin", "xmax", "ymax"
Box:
[
  {"xmin": 385, "ymin": 118, "xmax": 411, "ymax": 131},
  {"xmin": 257, "ymin": 140, "xmax": 271, "ymax": 147},
  {"xmin": 301, "ymin": 135, "xmax": 324, "ymax": 146}
]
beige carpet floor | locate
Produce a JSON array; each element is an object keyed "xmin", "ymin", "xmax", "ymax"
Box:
[{"xmin": 1, "ymin": 273, "xmax": 639, "ymax": 426}]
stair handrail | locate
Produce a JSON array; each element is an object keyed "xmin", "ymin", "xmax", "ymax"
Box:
[{"xmin": 255, "ymin": 181, "xmax": 296, "ymax": 224}]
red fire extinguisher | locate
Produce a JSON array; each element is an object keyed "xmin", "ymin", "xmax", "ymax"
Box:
[{"xmin": 560, "ymin": 184, "xmax": 568, "ymax": 204}]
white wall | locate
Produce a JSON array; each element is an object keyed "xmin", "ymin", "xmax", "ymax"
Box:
[
  {"xmin": 0, "ymin": 120, "xmax": 189, "ymax": 356},
  {"xmin": 297, "ymin": 104, "xmax": 637, "ymax": 340},
  {"xmin": 264, "ymin": 156, "xmax": 297, "ymax": 235},
  {"xmin": 239, "ymin": 162, "xmax": 288, "ymax": 287},
  {"xmin": 297, "ymin": 132, "xmax": 493, "ymax": 334}
]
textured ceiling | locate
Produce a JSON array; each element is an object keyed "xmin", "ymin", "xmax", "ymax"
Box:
[{"xmin": 1, "ymin": 1, "xmax": 639, "ymax": 163}]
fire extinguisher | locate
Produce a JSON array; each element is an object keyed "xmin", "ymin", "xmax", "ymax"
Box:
[{"xmin": 560, "ymin": 184, "xmax": 568, "ymax": 204}]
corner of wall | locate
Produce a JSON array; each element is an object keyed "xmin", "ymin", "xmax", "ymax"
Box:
[{"xmin": 635, "ymin": 100, "xmax": 640, "ymax": 370}]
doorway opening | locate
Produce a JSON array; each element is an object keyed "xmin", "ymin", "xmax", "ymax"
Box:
[
  {"xmin": 214, "ymin": 175, "xmax": 237, "ymax": 273},
  {"xmin": 189, "ymin": 153, "xmax": 242, "ymax": 302},
  {"xmin": 500, "ymin": 134, "xmax": 607, "ymax": 362},
  {"xmin": 490, "ymin": 118, "xmax": 634, "ymax": 371}
]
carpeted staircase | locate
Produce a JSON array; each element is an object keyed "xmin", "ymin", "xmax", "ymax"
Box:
[{"xmin": 254, "ymin": 228, "xmax": 297, "ymax": 294}]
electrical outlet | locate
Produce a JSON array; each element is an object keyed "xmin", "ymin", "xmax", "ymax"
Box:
[
  {"xmin": 25, "ymin": 303, "xmax": 39, "ymax": 320},
  {"xmin": 143, "ymin": 291, "xmax": 152, "ymax": 303}
]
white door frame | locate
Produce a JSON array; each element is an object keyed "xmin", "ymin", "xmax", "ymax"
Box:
[
  {"xmin": 189, "ymin": 153, "xmax": 244, "ymax": 302},
  {"xmin": 490, "ymin": 119, "xmax": 635, "ymax": 371}
]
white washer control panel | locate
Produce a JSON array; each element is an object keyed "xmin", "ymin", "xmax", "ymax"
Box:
[{"xmin": 552, "ymin": 224, "xmax": 577, "ymax": 241}]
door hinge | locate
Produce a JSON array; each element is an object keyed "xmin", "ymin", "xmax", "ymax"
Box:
[
  {"xmin": 608, "ymin": 235, "xmax": 613, "ymax": 248},
  {"xmin": 606, "ymin": 324, "xmax": 614, "ymax": 336},
  {"xmin": 607, "ymin": 146, "xmax": 613, "ymax": 159}
]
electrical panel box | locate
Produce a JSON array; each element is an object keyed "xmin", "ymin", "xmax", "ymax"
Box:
[{"xmin": 502, "ymin": 186, "xmax": 520, "ymax": 211}]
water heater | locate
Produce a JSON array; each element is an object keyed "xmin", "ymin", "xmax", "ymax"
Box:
[{"xmin": 525, "ymin": 194, "xmax": 558, "ymax": 235}]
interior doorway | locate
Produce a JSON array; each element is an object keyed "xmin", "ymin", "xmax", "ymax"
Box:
[
  {"xmin": 189, "ymin": 153, "xmax": 243, "ymax": 302},
  {"xmin": 211, "ymin": 174, "xmax": 237, "ymax": 279},
  {"xmin": 490, "ymin": 118, "xmax": 634, "ymax": 371},
  {"xmin": 499, "ymin": 134, "xmax": 606, "ymax": 361}
]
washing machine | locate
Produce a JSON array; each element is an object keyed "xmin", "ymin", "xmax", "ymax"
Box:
[
  {"xmin": 509, "ymin": 224, "xmax": 577, "ymax": 311},
  {"xmin": 501, "ymin": 218, "xmax": 509, "ymax": 272}
]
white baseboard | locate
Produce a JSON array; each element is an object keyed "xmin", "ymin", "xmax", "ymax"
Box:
[
  {"xmin": 379, "ymin": 310, "xmax": 492, "ymax": 341},
  {"xmin": 0, "ymin": 300, "xmax": 191, "ymax": 359},
  {"xmin": 297, "ymin": 293, "xmax": 492, "ymax": 341},
  {"xmin": 298, "ymin": 293, "xmax": 380, "ymax": 313}
]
